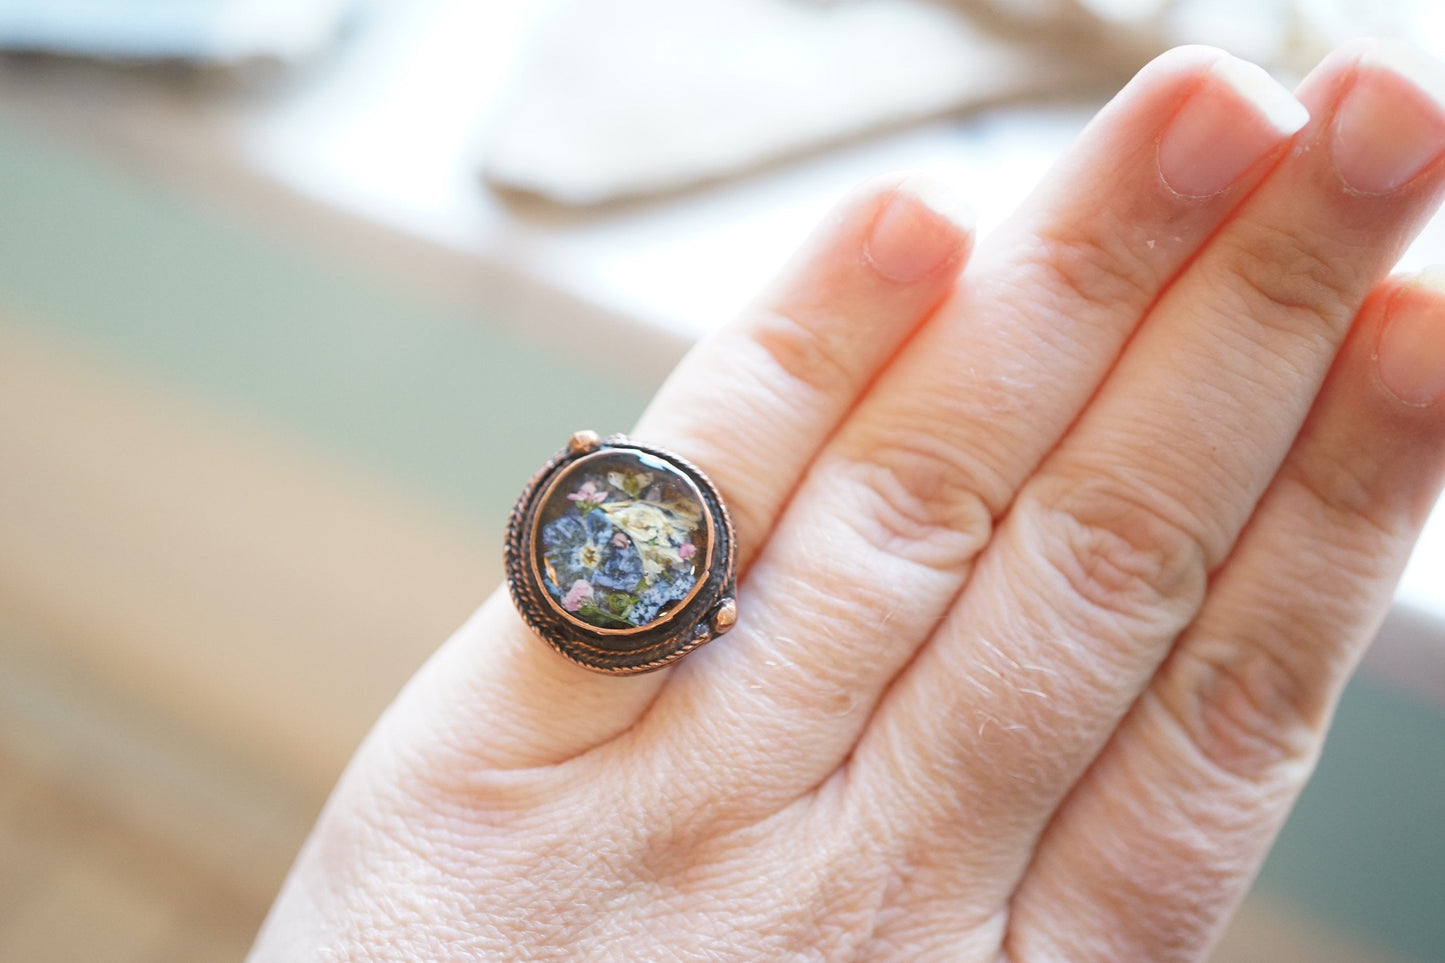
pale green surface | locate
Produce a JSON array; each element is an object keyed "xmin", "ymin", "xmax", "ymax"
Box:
[
  {"xmin": 0, "ymin": 121, "xmax": 650, "ymax": 529},
  {"xmin": 1257, "ymin": 678, "xmax": 1445, "ymax": 963},
  {"xmin": 0, "ymin": 119, "xmax": 1441, "ymax": 959}
]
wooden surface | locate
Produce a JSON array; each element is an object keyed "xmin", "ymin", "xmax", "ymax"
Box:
[
  {"xmin": 0, "ymin": 654, "xmax": 281, "ymax": 962},
  {"xmin": 0, "ymin": 315, "xmax": 495, "ymax": 954},
  {"xmin": 0, "ymin": 318, "xmax": 497, "ymax": 795}
]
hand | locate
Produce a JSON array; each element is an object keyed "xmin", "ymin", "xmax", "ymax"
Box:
[{"xmin": 250, "ymin": 42, "xmax": 1445, "ymax": 961}]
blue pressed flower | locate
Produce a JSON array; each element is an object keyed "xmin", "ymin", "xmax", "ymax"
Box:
[
  {"xmin": 542, "ymin": 510, "xmax": 614, "ymax": 588},
  {"xmin": 594, "ymin": 540, "xmax": 644, "ymax": 591},
  {"xmin": 629, "ymin": 571, "xmax": 697, "ymax": 626}
]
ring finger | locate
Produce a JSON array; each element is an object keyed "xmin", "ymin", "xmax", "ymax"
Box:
[
  {"xmin": 1006, "ymin": 271, "xmax": 1445, "ymax": 962},
  {"xmin": 856, "ymin": 39, "xmax": 1445, "ymax": 908},
  {"xmin": 402, "ymin": 173, "xmax": 975, "ymax": 770}
]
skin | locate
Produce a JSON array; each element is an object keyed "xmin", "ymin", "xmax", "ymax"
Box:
[{"xmin": 250, "ymin": 43, "xmax": 1445, "ymax": 962}]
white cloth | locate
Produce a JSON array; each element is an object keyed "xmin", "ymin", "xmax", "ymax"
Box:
[
  {"xmin": 481, "ymin": 0, "xmax": 1440, "ymax": 205},
  {"xmin": 0, "ymin": 0, "xmax": 357, "ymax": 63}
]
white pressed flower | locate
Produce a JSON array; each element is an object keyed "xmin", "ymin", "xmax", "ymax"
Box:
[
  {"xmin": 608, "ymin": 503, "xmax": 668, "ymax": 544},
  {"xmin": 638, "ymin": 542, "xmax": 684, "ymax": 582}
]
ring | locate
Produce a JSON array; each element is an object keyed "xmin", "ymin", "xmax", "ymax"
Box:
[{"xmin": 505, "ymin": 431, "xmax": 738, "ymax": 674}]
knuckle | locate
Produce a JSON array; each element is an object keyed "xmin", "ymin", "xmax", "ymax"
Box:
[
  {"xmin": 1277, "ymin": 451, "xmax": 1404, "ymax": 554},
  {"xmin": 1156, "ymin": 641, "xmax": 1322, "ymax": 785},
  {"xmin": 745, "ymin": 304, "xmax": 858, "ymax": 400},
  {"xmin": 833, "ymin": 431, "xmax": 1000, "ymax": 574},
  {"xmin": 1216, "ymin": 223, "xmax": 1361, "ymax": 343},
  {"xmin": 1021, "ymin": 474, "xmax": 1208, "ymax": 630},
  {"xmin": 1028, "ymin": 217, "xmax": 1158, "ymax": 319}
]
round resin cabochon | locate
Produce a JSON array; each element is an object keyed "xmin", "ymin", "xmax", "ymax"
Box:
[{"xmin": 531, "ymin": 449, "xmax": 712, "ymax": 632}]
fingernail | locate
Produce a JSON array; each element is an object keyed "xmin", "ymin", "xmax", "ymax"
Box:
[
  {"xmin": 1378, "ymin": 267, "xmax": 1445, "ymax": 407},
  {"xmin": 1334, "ymin": 43, "xmax": 1445, "ymax": 195},
  {"xmin": 1158, "ymin": 56, "xmax": 1308, "ymax": 198},
  {"xmin": 864, "ymin": 174, "xmax": 974, "ymax": 284}
]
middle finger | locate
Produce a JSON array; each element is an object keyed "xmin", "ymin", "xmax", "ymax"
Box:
[
  {"xmin": 858, "ymin": 39, "xmax": 1445, "ymax": 899},
  {"xmin": 638, "ymin": 47, "xmax": 1308, "ymax": 807}
]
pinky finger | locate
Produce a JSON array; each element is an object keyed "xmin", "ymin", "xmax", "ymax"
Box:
[{"xmin": 1006, "ymin": 271, "xmax": 1445, "ymax": 962}]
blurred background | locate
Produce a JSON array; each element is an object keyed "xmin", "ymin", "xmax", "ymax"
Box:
[{"xmin": 0, "ymin": 1, "xmax": 1442, "ymax": 960}]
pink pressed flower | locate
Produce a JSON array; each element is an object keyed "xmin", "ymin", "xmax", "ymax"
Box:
[
  {"xmin": 679, "ymin": 542, "xmax": 696, "ymax": 560},
  {"xmin": 567, "ymin": 480, "xmax": 608, "ymax": 504},
  {"xmin": 561, "ymin": 579, "xmax": 593, "ymax": 611},
  {"xmin": 613, "ymin": 532, "xmax": 629, "ymax": 548}
]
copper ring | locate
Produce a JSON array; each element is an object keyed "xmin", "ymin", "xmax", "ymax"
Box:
[{"xmin": 505, "ymin": 431, "xmax": 738, "ymax": 675}]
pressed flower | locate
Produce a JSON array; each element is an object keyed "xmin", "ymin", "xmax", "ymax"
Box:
[
  {"xmin": 609, "ymin": 470, "xmax": 653, "ymax": 498},
  {"xmin": 638, "ymin": 541, "xmax": 686, "ymax": 581},
  {"xmin": 629, "ymin": 572, "xmax": 696, "ymax": 625},
  {"xmin": 567, "ymin": 479, "xmax": 609, "ymax": 505},
  {"xmin": 607, "ymin": 503, "xmax": 667, "ymax": 543},
  {"xmin": 542, "ymin": 510, "xmax": 613, "ymax": 589},
  {"xmin": 530, "ymin": 448, "xmax": 719, "ymax": 630},
  {"xmin": 575, "ymin": 542, "xmax": 603, "ymax": 570},
  {"xmin": 594, "ymin": 541, "xmax": 644, "ymax": 592},
  {"xmin": 561, "ymin": 579, "xmax": 593, "ymax": 612}
]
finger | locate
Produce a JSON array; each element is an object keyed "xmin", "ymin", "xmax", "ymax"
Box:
[
  {"xmin": 406, "ymin": 175, "xmax": 975, "ymax": 769},
  {"xmin": 640, "ymin": 47, "xmax": 1308, "ymax": 804},
  {"xmin": 857, "ymin": 40, "xmax": 1445, "ymax": 902},
  {"xmin": 1007, "ymin": 272, "xmax": 1445, "ymax": 962}
]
